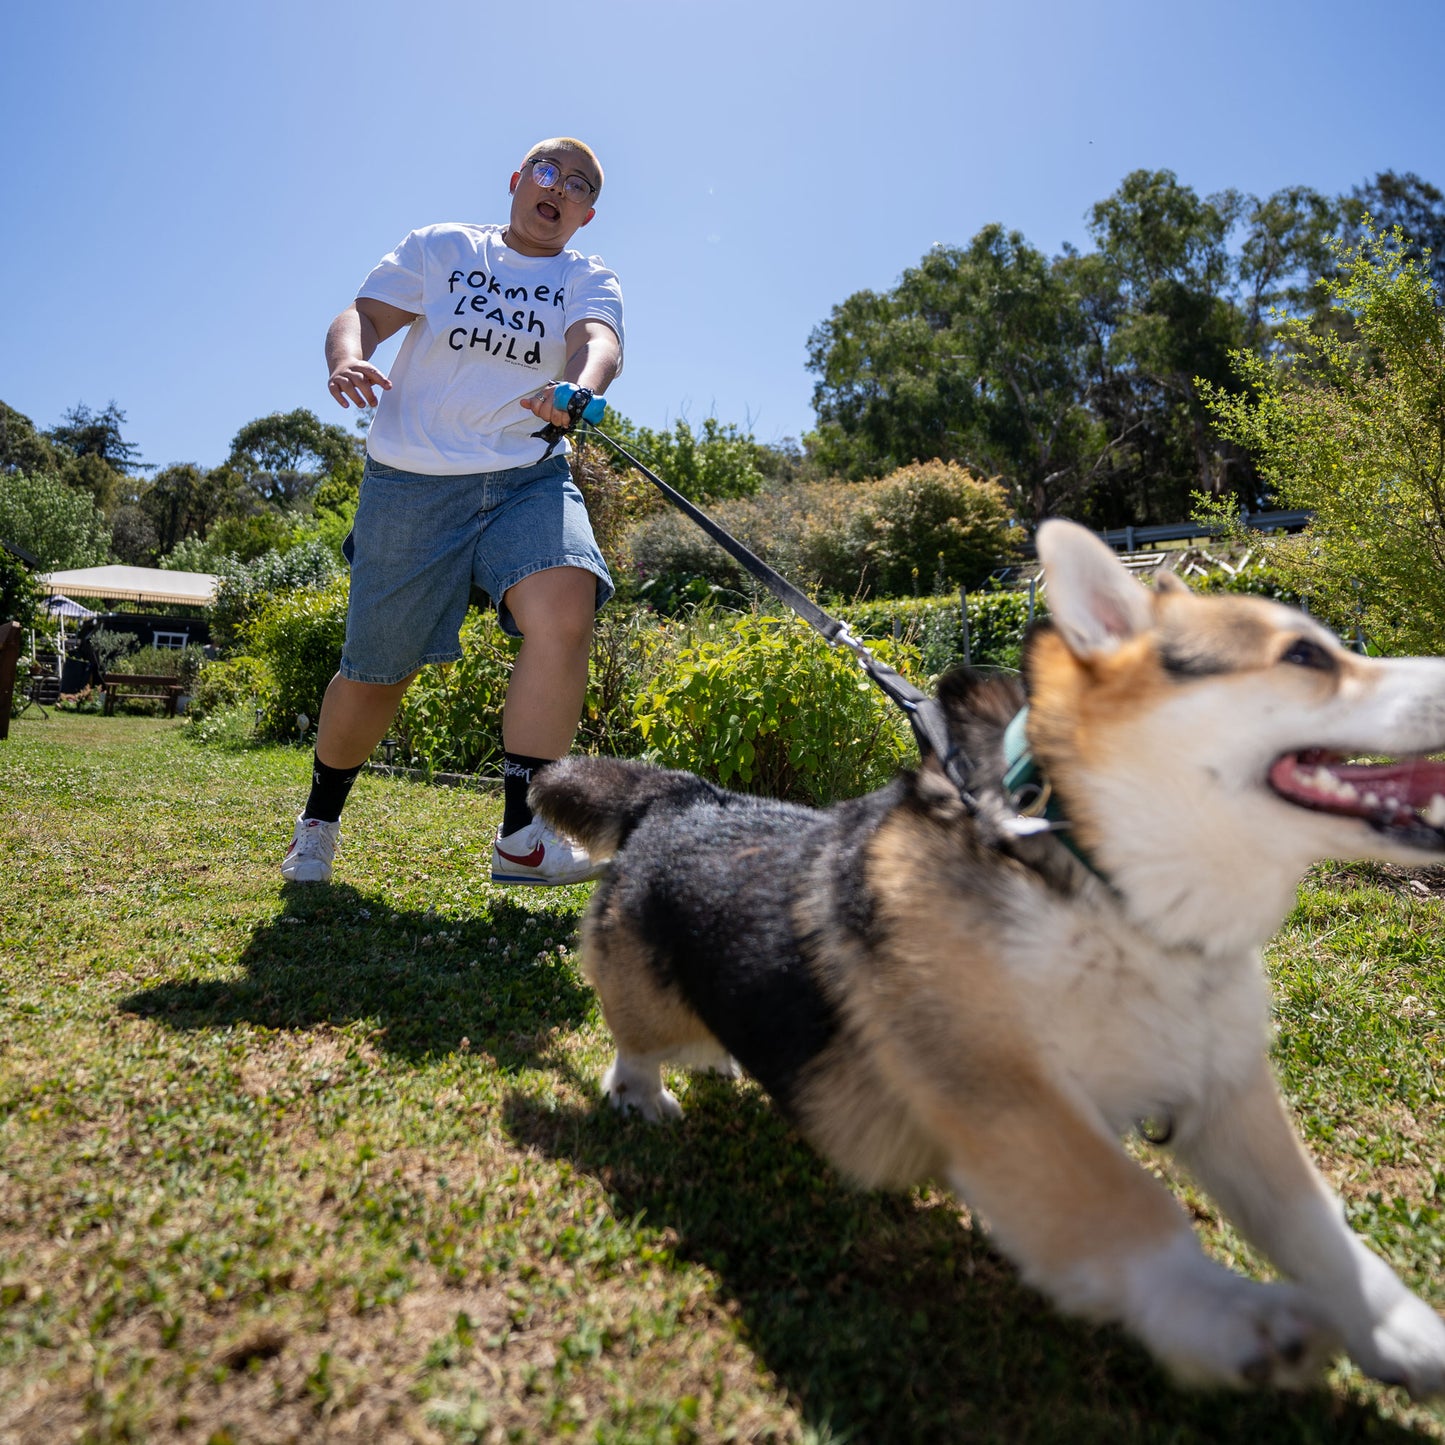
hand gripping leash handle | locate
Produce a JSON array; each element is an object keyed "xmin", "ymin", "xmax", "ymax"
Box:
[{"xmin": 532, "ymin": 382, "xmax": 607, "ymax": 459}]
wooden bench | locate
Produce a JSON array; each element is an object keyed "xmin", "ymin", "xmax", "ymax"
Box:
[{"xmin": 102, "ymin": 672, "xmax": 183, "ymax": 716}]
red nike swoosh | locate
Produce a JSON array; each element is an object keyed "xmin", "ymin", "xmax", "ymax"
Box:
[{"xmin": 496, "ymin": 842, "xmax": 545, "ymax": 867}]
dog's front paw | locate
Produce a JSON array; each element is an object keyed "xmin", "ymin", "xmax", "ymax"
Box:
[
  {"xmin": 1351, "ymin": 1291, "xmax": 1445, "ymax": 1399},
  {"xmin": 601, "ymin": 1058, "xmax": 683, "ymax": 1123},
  {"xmin": 1122, "ymin": 1241, "xmax": 1339, "ymax": 1390}
]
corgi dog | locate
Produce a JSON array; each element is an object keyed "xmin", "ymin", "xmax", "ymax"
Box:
[{"xmin": 531, "ymin": 519, "xmax": 1445, "ymax": 1396}]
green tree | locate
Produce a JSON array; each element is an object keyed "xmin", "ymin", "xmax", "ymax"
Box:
[
  {"xmin": 1343, "ymin": 171, "xmax": 1445, "ymax": 292},
  {"xmin": 0, "ymin": 470, "xmax": 112, "ymax": 571},
  {"xmin": 1, "ymin": 403, "xmax": 71, "ymax": 478},
  {"xmin": 1236, "ymin": 185, "xmax": 1338, "ymax": 345},
  {"xmin": 1083, "ymin": 170, "xmax": 1248, "ymax": 509},
  {"xmin": 802, "ymin": 169, "xmax": 1378, "ymax": 526},
  {"xmin": 203, "ymin": 511, "xmax": 300, "ymax": 564},
  {"xmin": 596, "ymin": 412, "xmax": 767, "ymax": 501},
  {"xmin": 44, "ymin": 401, "xmax": 144, "ymax": 512},
  {"xmin": 805, "ymin": 281, "xmax": 945, "ymax": 482},
  {"xmin": 805, "ymin": 175, "xmax": 1253, "ymax": 523},
  {"xmin": 47, "ymin": 401, "xmax": 145, "ymax": 474},
  {"xmin": 138, "ymin": 463, "xmax": 241, "ymax": 555},
  {"xmin": 1200, "ymin": 224, "xmax": 1445, "ymax": 655},
  {"xmin": 227, "ymin": 409, "xmax": 360, "ymax": 509},
  {"xmin": 108, "ymin": 504, "xmax": 159, "ymax": 565},
  {"xmin": 915, "ymin": 227, "xmax": 1105, "ymax": 522}
]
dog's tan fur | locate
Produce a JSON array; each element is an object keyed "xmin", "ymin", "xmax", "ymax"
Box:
[{"xmin": 532, "ymin": 520, "xmax": 1445, "ymax": 1394}]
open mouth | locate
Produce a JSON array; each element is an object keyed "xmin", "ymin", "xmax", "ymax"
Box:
[
  {"xmin": 1269, "ymin": 749, "xmax": 1445, "ymax": 846},
  {"xmin": 536, "ymin": 202, "xmax": 561, "ymax": 223}
]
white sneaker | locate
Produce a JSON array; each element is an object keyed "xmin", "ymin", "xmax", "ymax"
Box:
[
  {"xmin": 281, "ymin": 815, "xmax": 339, "ymax": 883},
  {"xmin": 491, "ymin": 817, "xmax": 606, "ymax": 886}
]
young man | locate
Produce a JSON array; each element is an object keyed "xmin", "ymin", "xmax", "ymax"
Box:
[{"xmin": 282, "ymin": 137, "xmax": 623, "ymax": 887}]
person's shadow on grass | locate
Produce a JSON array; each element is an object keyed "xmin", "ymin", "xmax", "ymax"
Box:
[
  {"xmin": 120, "ymin": 880, "xmax": 593, "ymax": 1068},
  {"xmin": 506, "ymin": 1076, "xmax": 1440, "ymax": 1445}
]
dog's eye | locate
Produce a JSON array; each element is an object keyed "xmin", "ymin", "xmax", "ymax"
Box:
[{"xmin": 1280, "ymin": 638, "xmax": 1335, "ymax": 671}]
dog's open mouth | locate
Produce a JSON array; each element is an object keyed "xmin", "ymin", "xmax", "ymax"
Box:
[{"xmin": 1269, "ymin": 749, "xmax": 1445, "ymax": 845}]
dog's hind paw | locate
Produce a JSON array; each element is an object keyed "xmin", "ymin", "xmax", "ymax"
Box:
[
  {"xmin": 606, "ymin": 1084, "xmax": 683, "ymax": 1123},
  {"xmin": 601, "ymin": 1058, "xmax": 684, "ymax": 1123}
]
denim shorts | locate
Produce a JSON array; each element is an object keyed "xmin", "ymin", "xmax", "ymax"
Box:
[{"xmin": 340, "ymin": 453, "xmax": 614, "ymax": 685}]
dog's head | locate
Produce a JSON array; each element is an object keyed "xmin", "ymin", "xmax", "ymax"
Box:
[{"xmin": 1009, "ymin": 520, "xmax": 1445, "ymax": 950}]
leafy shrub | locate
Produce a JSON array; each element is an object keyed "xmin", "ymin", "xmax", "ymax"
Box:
[
  {"xmin": 387, "ymin": 605, "xmax": 672, "ymax": 775},
  {"xmin": 625, "ymin": 498, "xmax": 753, "ymax": 605},
  {"xmin": 1188, "ymin": 560, "xmax": 1302, "ymax": 605},
  {"xmin": 245, "ymin": 577, "xmax": 348, "ymax": 740},
  {"xmin": 209, "ymin": 540, "xmax": 342, "ymax": 653},
  {"xmin": 0, "ymin": 548, "xmax": 40, "ymax": 631},
  {"xmin": 389, "ymin": 612, "xmax": 516, "ymax": 775},
  {"xmin": 623, "ymin": 463, "xmax": 1018, "ymax": 608},
  {"xmin": 577, "ymin": 607, "xmax": 665, "ymax": 760},
  {"xmin": 568, "ymin": 440, "xmax": 657, "ymax": 560},
  {"xmin": 87, "ymin": 626, "xmax": 137, "ymax": 675},
  {"xmin": 188, "ymin": 655, "xmax": 277, "ymax": 724},
  {"xmin": 847, "ymin": 462, "xmax": 1019, "ymax": 596},
  {"xmin": 112, "ymin": 643, "xmax": 207, "ymax": 686},
  {"xmin": 632, "ymin": 612, "xmax": 917, "ymax": 804},
  {"xmin": 1202, "ymin": 221, "xmax": 1445, "ymax": 655},
  {"xmin": 624, "ymin": 482, "xmax": 869, "ymax": 607},
  {"xmin": 842, "ymin": 589, "xmax": 1038, "ymax": 674}
]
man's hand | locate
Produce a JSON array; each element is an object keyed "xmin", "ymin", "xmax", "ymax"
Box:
[
  {"xmin": 328, "ymin": 360, "xmax": 392, "ymax": 410},
  {"xmin": 519, "ymin": 383, "xmax": 573, "ymax": 430}
]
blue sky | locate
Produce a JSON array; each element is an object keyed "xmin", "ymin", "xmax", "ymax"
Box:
[{"xmin": 3, "ymin": 0, "xmax": 1443, "ymax": 475}]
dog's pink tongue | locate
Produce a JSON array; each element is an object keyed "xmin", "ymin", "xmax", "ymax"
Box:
[{"xmin": 1271, "ymin": 753, "xmax": 1445, "ymax": 821}]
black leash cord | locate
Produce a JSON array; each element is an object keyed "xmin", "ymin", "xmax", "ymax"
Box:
[{"xmin": 581, "ymin": 425, "xmax": 977, "ymax": 801}]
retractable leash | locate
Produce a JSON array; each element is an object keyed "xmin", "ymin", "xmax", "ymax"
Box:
[
  {"xmin": 542, "ymin": 385, "xmax": 1000, "ymax": 814},
  {"xmin": 531, "ymin": 383, "xmax": 608, "ymax": 460}
]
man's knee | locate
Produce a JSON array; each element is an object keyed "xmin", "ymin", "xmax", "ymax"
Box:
[{"xmin": 506, "ymin": 571, "xmax": 598, "ymax": 650}]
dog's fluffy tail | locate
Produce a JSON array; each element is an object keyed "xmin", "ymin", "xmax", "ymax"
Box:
[{"xmin": 530, "ymin": 757, "xmax": 720, "ymax": 861}]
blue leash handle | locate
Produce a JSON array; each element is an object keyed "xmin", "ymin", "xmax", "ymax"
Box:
[{"xmin": 553, "ymin": 382, "xmax": 607, "ymax": 425}]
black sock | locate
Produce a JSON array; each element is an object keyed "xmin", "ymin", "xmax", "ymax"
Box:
[
  {"xmin": 501, "ymin": 752, "xmax": 554, "ymax": 836},
  {"xmin": 304, "ymin": 755, "xmax": 363, "ymax": 824}
]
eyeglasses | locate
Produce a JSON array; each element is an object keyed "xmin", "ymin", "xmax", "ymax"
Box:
[{"xmin": 523, "ymin": 158, "xmax": 597, "ymax": 205}]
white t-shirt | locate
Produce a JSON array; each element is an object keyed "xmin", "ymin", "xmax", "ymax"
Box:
[{"xmin": 356, "ymin": 222, "xmax": 624, "ymax": 474}]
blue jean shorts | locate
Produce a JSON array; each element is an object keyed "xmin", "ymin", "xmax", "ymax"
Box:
[{"xmin": 340, "ymin": 453, "xmax": 614, "ymax": 685}]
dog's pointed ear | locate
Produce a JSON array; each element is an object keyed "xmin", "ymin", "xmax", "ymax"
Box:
[{"xmin": 1037, "ymin": 519, "xmax": 1154, "ymax": 659}]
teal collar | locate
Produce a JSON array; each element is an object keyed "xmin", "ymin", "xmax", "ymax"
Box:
[{"xmin": 1000, "ymin": 707, "xmax": 1105, "ymax": 879}]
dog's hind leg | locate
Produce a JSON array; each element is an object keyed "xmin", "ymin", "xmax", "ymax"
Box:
[
  {"xmin": 581, "ymin": 910, "xmax": 728, "ymax": 1124},
  {"xmin": 1171, "ymin": 1059, "xmax": 1445, "ymax": 1399}
]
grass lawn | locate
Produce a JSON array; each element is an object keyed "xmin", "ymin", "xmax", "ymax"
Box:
[{"xmin": 1, "ymin": 711, "xmax": 1442, "ymax": 1444}]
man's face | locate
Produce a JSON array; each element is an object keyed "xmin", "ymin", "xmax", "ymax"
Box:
[{"xmin": 506, "ymin": 152, "xmax": 600, "ymax": 256}]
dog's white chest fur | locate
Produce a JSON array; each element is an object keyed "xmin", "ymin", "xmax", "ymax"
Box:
[{"xmin": 1007, "ymin": 889, "xmax": 1270, "ymax": 1136}]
